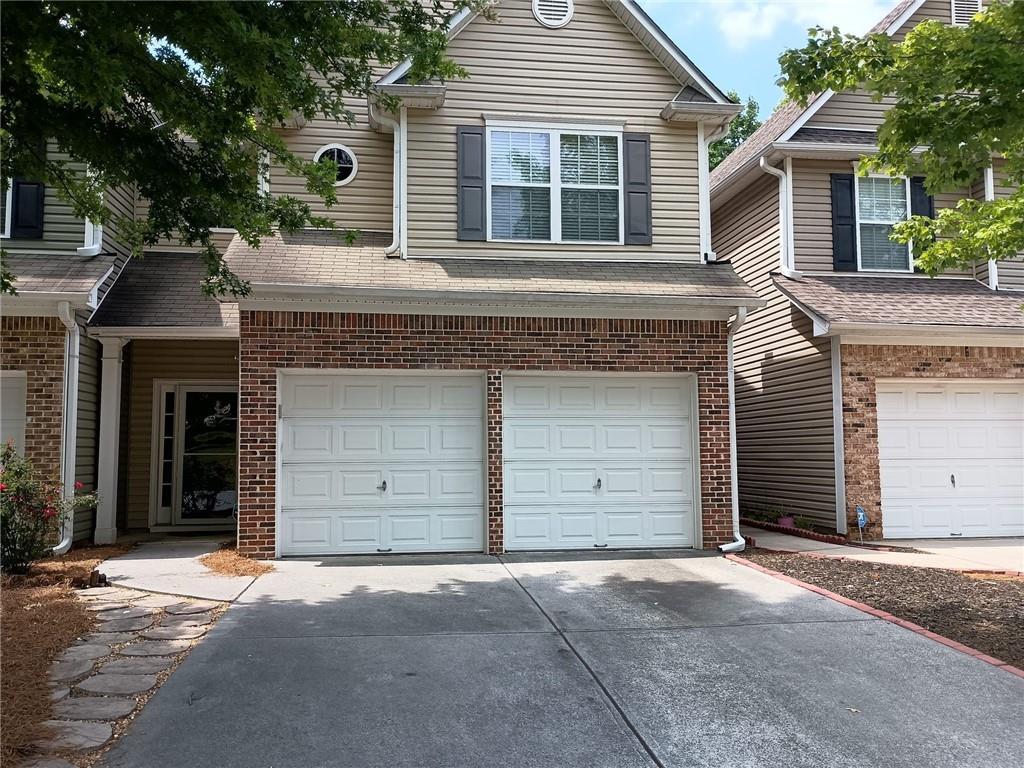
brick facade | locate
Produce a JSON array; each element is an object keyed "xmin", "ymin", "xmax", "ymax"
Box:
[
  {"xmin": 238, "ymin": 310, "xmax": 733, "ymax": 558},
  {"xmin": 840, "ymin": 344, "xmax": 1024, "ymax": 538},
  {"xmin": 0, "ymin": 315, "xmax": 66, "ymax": 477}
]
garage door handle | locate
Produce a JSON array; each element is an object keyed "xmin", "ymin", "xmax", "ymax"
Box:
[
  {"xmin": 950, "ymin": 474, "xmax": 955, "ymax": 488},
  {"xmin": 594, "ymin": 478, "xmax": 602, "ymax": 490},
  {"xmin": 378, "ymin": 480, "xmax": 387, "ymax": 493}
]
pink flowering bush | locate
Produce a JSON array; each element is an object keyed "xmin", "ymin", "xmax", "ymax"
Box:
[{"xmin": 0, "ymin": 443, "xmax": 97, "ymax": 574}]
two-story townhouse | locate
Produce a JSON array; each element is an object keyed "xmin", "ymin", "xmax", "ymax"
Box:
[
  {"xmin": 710, "ymin": 0, "xmax": 1023, "ymax": 542},
  {"xmin": 0, "ymin": 145, "xmax": 137, "ymax": 549},
  {"xmin": 65, "ymin": 0, "xmax": 764, "ymax": 557}
]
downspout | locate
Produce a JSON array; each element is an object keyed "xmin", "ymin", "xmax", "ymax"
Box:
[
  {"xmin": 54, "ymin": 302, "xmax": 80, "ymax": 555},
  {"xmin": 758, "ymin": 157, "xmax": 801, "ymax": 279},
  {"xmin": 719, "ymin": 306, "xmax": 748, "ymax": 553},
  {"xmin": 369, "ymin": 99, "xmax": 402, "ymax": 257}
]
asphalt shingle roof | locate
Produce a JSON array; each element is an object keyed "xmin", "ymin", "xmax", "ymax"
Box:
[
  {"xmin": 223, "ymin": 231, "xmax": 761, "ymax": 305},
  {"xmin": 4, "ymin": 253, "xmax": 118, "ymax": 295},
  {"xmin": 89, "ymin": 253, "xmax": 237, "ymax": 328},
  {"xmin": 773, "ymin": 273, "xmax": 1024, "ymax": 330},
  {"xmin": 790, "ymin": 128, "xmax": 878, "ymax": 145}
]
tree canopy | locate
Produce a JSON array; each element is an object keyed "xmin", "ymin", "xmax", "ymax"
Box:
[
  {"xmin": 709, "ymin": 91, "xmax": 761, "ymax": 170},
  {"xmin": 778, "ymin": 0, "xmax": 1024, "ymax": 275},
  {"xmin": 1, "ymin": 1, "xmax": 482, "ymax": 295}
]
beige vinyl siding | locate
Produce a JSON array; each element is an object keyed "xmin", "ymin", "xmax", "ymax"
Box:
[
  {"xmin": 2, "ymin": 141, "xmax": 86, "ymax": 254},
  {"xmin": 712, "ymin": 174, "xmax": 838, "ymax": 528},
  {"xmin": 95, "ymin": 183, "xmax": 136, "ymax": 304},
  {"xmin": 405, "ymin": 0, "xmax": 700, "ymax": 261},
  {"xmin": 804, "ymin": 91, "xmax": 896, "ymax": 131},
  {"xmin": 123, "ymin": 339, "xmax": 238, "ymax": 530},
  {"xmin": 893, "ymin": 0, "xmax": 952, "ymax": 40},
  {"xmin": 134, "ymin": 196, "xmax": 237, "ymax": 255},
  {"xmin": 74, "ymin": 329, "xmax": 100, "ymax": 541},
  {"xmin": 991, "ymin": 159, "xmax": 1024, "ymax": 289},
  {"xmin": 791, "ymin": 158, "xmax": 970, "ymax": 275},
  {"xmin": 272, "ymin": 103, "xmax": 394, "ymax": 233}
]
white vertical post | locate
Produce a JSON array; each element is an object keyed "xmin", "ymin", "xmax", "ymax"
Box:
[
  {"xmin": 983, "ymin": 165, "xmax": 999, "ymax": 290},
  {"xmin": 95, "ymin": 337, "xmax": 127, "ymax": 545},
  {"xmin": 696, "ymin": 121, "xmax": 712, "ymax": 261}
]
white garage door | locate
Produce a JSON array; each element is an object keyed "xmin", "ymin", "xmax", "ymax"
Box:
[
  {"xmin": 503, "ymin": 375, "xmax": 697, "ymax": 550},
  {"xmin": 279, "ymin": 374, "xmax": 485, "ymax": 555},
  {"xmin": 877, "ymin": 380, "xmax": 1024, "ymax": 538}
]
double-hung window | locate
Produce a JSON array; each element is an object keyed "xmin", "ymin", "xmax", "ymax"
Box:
[
  {"xmin": 487, "ymin": 125, "xmax": 623, "ymax": 244},
  {"xmin": 855, "ymin": 174, "xmax": 912, "ymax": 272}
]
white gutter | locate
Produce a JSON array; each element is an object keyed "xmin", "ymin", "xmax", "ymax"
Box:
[
  {"xmin": 758, "ymin": 157, "xmax": 801, "ymax": 279},
  {"xmin": 984, "ymin": 165, "xmax": 998, "ymax": 289},
  {"xmin": 54, "ymin": 302, "xmax": 80, "ymax": 555},
  {"xmin": 697, "ymin": 122, "xmax": 713, "ymax": 262},
  {"xmin": 399, "ymin": 106, "xmax": 408, "ymax": 258},
  {"xmin": 719, "ymin": 306, "xmax": 748, "ymax": 553},
  {"xmin": 369, "ymin": 100, "xmax": 403, "ymax": 257}
]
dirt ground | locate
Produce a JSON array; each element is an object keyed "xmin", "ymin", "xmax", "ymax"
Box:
[
  {"xmin": 199, "ymin": 543, "xmax": 274, "ymax": 577},
  {"xmin": 1, "ymin": 545, "xmax": 130, "ymax": 766},
  {"xmin": 741, "ymin": 550, "xmax": 1024, "ymax": 669}
]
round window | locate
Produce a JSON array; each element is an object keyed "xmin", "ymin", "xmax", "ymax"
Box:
[{"xmin": 313, "ymin": 144, "xmax": 358, "ymax": 187}]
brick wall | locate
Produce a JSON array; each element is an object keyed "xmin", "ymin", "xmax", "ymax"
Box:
[
  {"xmin": 0, "ymin": 315, "xmax": 66, "ymax": 478},
  {"xmin": 841, "ymin": 344, "xmax": 1024, "ymax": 538},
  {"xmin": 238, "ymin": 311, "xmax": 732, "ymax": 558}
]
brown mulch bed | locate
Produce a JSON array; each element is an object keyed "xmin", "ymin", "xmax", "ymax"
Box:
[
  {"xmin": 741, "ymin": 549, "xmax": 1024, "ymax": 669},
  {"xmin": 199, "ymin": 543, "xmax": 274, "ymax": 577},
  {"xmin": 1, "ymin": 545, "xmax": 130, "ymax": 766}
]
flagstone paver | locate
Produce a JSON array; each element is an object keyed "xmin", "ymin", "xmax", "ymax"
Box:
[
  {"xmin": 101, "ymin": 656, "xmax": 175, "ymax": 675},
  {"xmin": 23, "ymin": 757, "xmax": 77, "ymax": 768},
  {"xmin": 55, "ymin": 696, "xmax": 138, "ymax": 721},
  {"xmin": 77, "ymin": 673, "xmax": 158, "ymax": 695},
  {"xmin": 95, "ymin": 605, "xmax": 158, "ymax": 620},
  {"xmin": 159, "ymin": 611, "xmax": 214, "ymax": 626},
  {"xmin": 49, "ymin": 659, "xmax": 96, "ymax": 683},
  {"xmin": 99, "ymin": 616, "xmax": 155, "ymax": 632},
  {"xmin": 119, "ymin": 640, "xmax": 192, "ymax": 656},
  {"xmin": 165, "ymin": 600, "xmax": 220, "ymax": 615},
  {"xmin": 85, "ymin": 601, "xmax": 131, "ymax": 612},
  {"xmin": 84, "ymin": 631, "xmax": 137, "ymax": 644},
  {"xmin": 142, "ymin": 625, "xmax": 208, "ymax": 640},
  {"xmin": 58, "ymin": 644, "xmax": 112, "ymax": 662},
  {"xmin": 132, "ymin": 594, "xmax": 184, "ymax": 608},
  {"xmin": 34, "ymin": 720, "xmax": 112, "ymax": 752},
  {"xmin": 50, "ymin": 687, "xmax": 70, "ymax": 703}
]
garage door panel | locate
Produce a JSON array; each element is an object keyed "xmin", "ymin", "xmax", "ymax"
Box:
[
  {"xmin": 878, "ymin": 380, "xmax": 1024, "ymax": 539},
  {"xmin": 504, "ymin": 504, "xmax": 694, "ymax": 550},
  {"xmin": 504, "ymin": 463, "xmax": 691, "ymax": 505},
  {"xmin": 282, "ymin": 375, "xmax": 482, "ymax": 418},
  {"xmin": 503, "ymin": 420, "xmax": 691, "ymax": 461},
  {"xmin": 282, "ymin": 420, "xmax": 482, "ymax": 463},
  {"xmin": 504, "ymin": 378, "xmax": 690, "ymax": 417},
  {"xmin": 282, "ymin": 463, "xmax": 483, "ymax": 509}
]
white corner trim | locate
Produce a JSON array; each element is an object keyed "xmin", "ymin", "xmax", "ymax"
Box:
[
  {"xmin": 984, "ymin": 165, "xmax": 999, "ymax": 290},
  {"xmin": 1, "ymin": 182, "xmax": 11, "ymax": 238},
  {"xmin": 830, "ymin": 339, "xmax": 848, "ymax": 535},
  {"xmin": 399, "ymin": 105, "xmax": 408, "ymax": 258},
  {"xmin": 696, "ymin": 122, "xmax": 711, "ymax": 261},
  {"xmin": 95, "ymin": 336, "xmax": 128, "ymax": 545}
]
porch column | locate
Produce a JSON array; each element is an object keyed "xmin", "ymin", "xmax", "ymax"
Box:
[{"xmin": 95, "ymin": 337, "xmax": 127, "ymax": 544}]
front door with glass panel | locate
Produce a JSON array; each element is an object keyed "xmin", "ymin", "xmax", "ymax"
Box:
[{"xmin": 156, "ymin": 385, "xmax": 238, "ymax": 527}]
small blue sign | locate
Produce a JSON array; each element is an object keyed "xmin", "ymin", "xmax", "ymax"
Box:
[{"xmin": 855, "ymin": 506, "xmax": 867, "ymax": 529}]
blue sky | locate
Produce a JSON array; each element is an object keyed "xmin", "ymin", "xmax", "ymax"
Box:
[{"xmin": 638, "ymin": 0, "xmax": 897, "ymax": 118}]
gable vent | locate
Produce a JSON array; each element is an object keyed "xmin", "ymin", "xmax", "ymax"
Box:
[
  {"xmin": 533, "ymin": 0, "xmax": 573, "ymax": 29},
  {"xmin": 951, "ymin": 0, "xmax": 982, "ymax": 26}
]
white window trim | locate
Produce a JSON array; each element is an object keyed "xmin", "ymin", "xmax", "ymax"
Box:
[
  {"xmin": 313, "ymin": 143, "xmax": 358, "ymax": 188},
  {"xmin": 484, "ymin": 123, "xmax": 624, "ymax": 245},
  {"xmin": 1, "ymin": 181, "xmax": 11, "ymax": 238},
  {"xmin": 853, "ymin": 168, "xmax": 913, "ymax": 274}
]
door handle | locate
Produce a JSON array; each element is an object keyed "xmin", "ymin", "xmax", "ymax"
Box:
[
  {"xmin": 594, "ymin": 478, "xmax": 602, "ymax": 490},
  {"xmin": 378, "ymin": 480, "xmax": 387, "ymax": 493},
  {"xmin": 950, "ymin": 474, "xmax": 955, "ymax": 488}
]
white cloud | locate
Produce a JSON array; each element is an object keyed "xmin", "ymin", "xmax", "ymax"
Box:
[{"xmin": 708, "ymin": 0, "xmax": 893, "ymax": 50}]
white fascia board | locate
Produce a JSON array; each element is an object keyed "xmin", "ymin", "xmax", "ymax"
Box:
[
  {"xmin": 836, "ymin": 327, "xmax": 1024, "ymax": 348},
  {"xmin": 376, "ymin": 84, "xmax": 446, "ymax": 109},
  {"xmin": 87, "ymin": 325, "xmax": 240, "ymax": 339},
  {"xmin": 377, "ymin": 7, "xmax": 477, "ymax": 85},
  {"xmin": 606, "ymin": 0, "xmax": 730, "ymax": 103}
]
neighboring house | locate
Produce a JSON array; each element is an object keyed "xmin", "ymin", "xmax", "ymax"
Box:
[
  {"xmin": 3, "ymin": 0, "xmax": 765, "ymax": 558},
  {"xmin": 710, "ymin": 0, "xmax": 1023, "ymax": 541}
]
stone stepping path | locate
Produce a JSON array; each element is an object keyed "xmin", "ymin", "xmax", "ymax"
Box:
[
  {"xmin": 55, "ymin": 696, "xmax": 137, "ymax": 721},
  {"xmin": 58, "ymin": 643, "xmax": 111, "ymax": 662},
  {"xmin": 38, "ymin": 586, "xmax": 227, "ymax": 760},
  {"xmin": 120, "ymin": 639, "xmax": 192, "ymax": 656},
  {"xmin": 77, "ymin": 673, "xmax": 157, "ymax": 695},
  {"xmin": 34, "ymin": 720, "xmax": 111, "ymax": 752},
  {"xmin": 143, "ymin": 625, "xmax": 208, "ymax": 640},
  {"xmin": 101, "ymin": 656, "xmax": 175, "ymax": 675}
]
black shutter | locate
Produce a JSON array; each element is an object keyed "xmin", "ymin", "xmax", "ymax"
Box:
[
  {"xmin": 622, "ymin": 133, "xmax": 652, "ymax": 245},
  {"xmin": 11, "ymin": 179, "xmax": 45, "ymax": 239},
  {"xmin": 909, "ymin": 176, "xmax": 934, "ymax": 218},
  {"xmin": 456, "ymin": 126, "xmax": 486, "ymax": 241},
  {"xmin": 830, "ymin": 173, "xmax": 857, "ymax": 272}
]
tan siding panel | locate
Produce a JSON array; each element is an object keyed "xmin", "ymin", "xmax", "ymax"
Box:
[
  {"xmin": 124, "ymin": 340, "xmax": 239, "ymax": 530},
  {"xmin": 73, "ymin": 329, "xmax": 100, "ymax": 540},
  {"xmin": 405, "ymin": 0, "xmax": 700, "ymax": 261},
  {"xmin": 805, "ymin": 91, "xmax": 896, "ymax": 131},
  {"xmin": 712, "ymin": 174, "xmax": 838, "ymax": 527},
  {"xmin": 3, "ymin": 142, "xmax": 86, "ymax": 253}
]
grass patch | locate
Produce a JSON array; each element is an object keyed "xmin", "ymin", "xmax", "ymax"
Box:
[{"xmin": 1, "ymin": 544, "xmax": 130, "ymax": 766}]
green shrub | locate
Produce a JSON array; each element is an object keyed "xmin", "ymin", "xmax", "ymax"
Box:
[{"xmin": 0, "ymin": 443, "xmax": 97, "ymax": 574}]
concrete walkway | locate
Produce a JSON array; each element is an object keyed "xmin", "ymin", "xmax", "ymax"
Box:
[
  {"xmin": 103, "ymin": 540, "xmax": 256, "ymax": 601},
  {"xmin": 100, "ymin": 551, "xmax": 1023, "ymax": 768},
  {"xmin": 743, "ymin": 526, "xmax": 1024, "ymax": 572}
]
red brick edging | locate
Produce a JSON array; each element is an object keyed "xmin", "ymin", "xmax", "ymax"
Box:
[
  {"xmin": 739, "ymin": 518, "xmax": 849, "ymax": 545},
  {"xmin": 725, "ymin": 553, "xmax": 1024, "ymax": 680}
]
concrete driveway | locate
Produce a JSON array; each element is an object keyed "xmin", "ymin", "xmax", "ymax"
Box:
[{"xmin": 102, "ymin": 551, "xmax": 1024, "ymax": 768}]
